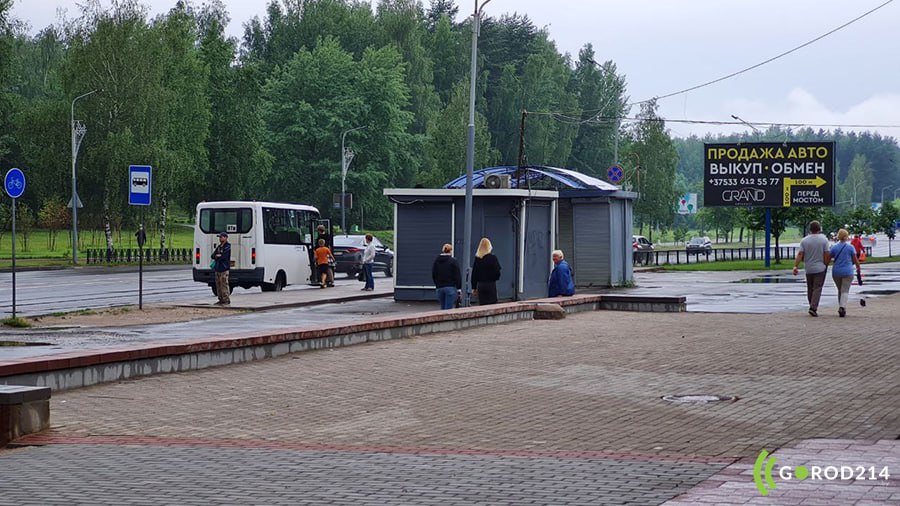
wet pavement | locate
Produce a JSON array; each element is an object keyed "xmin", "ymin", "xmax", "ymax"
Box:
[
  {"xmin": 632, "ymin": 262, "xmax": 900, "ymax": 313},
  {"xmin": 2, "ymin": 261, "xmax": 899, "ymax": 361}
]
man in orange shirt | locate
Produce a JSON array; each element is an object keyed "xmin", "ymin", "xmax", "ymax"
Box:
[{"xmin": 314, "ymin": 239, "xmax": 333, "ymax": 288}]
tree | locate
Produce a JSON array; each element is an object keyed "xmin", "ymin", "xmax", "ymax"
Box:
[
  {"xmin": 418, "ymin": 81, "xmax": 498, "ymax": 187},
  {"xmin": 567, "ymin": 45, "xmax": 628, "ymax": 177},
  {"xmin": 875, "ymin": 202, "xmax": 899, "ymax": 257},
  {"xmin": 425, "ymin": 0, "xmax": 458, "ymax": 31},
  {"xmin": 426, "ymin": 14, "xmax": 465, "ymax": 105},
  {"xmin": 838, "ymin": 154, "xmax": 874, "ymax": 209},
  {"xmin": 629, "ymin": 100, "xmax": 678, "ymax": 236},
  {"xmin": 0, "ymin": 0, "xmax": 15, "ymax": 164}
]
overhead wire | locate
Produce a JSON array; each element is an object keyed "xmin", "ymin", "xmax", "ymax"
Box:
[{"xmin": 630, "ymin": 0, "xmax": 896, "ymax": 105}]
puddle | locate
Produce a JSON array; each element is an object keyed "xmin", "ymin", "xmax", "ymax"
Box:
[
  {"xmin": 0, "ymin": 341, "xmax": 52, "ymax": 347},
  {"xmin": 859, "ymin": 290, "xmax": 900, "ymax": 296}
]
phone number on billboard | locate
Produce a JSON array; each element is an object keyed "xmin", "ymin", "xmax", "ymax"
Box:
[{"xmin": 709, "ymin": 178, "xmax": 781, "ymax": 187}]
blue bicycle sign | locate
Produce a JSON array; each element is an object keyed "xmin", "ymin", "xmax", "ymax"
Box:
[{"xmin": 4, "ymin": 168, "xmax": 25, "ymax": 199}]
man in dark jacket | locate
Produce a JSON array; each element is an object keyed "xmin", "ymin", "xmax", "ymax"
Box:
[
  {"xmin": 548, "ymin": 249, "xmax": 575, "ymax": 297},
  {"xmin": 432, "ymin": 243, "xmax": 462, "ymax": 310},
  {"xmin": 212, "ymin": 232, "xmax": 231, "ymax": 305}
]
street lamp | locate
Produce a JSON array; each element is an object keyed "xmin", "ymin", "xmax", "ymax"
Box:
[
  {"xmin": 731, "ymin": 115, "xmax": 761, "ymax": 140},
  {"xmin": 881, "ymin": 185, "xmax": 894, "ymax": 203},
  {"xmin": 340, "ymin": 125, "xmax": 367, "ymax": 235},
  {"xmin": 71, "ymin": 89, "xmax": 100, "ymax": 265},
  {"xmin": 462, "ymin": 0, "xmax": 492, "ymax": 307},
  {"xmin": 851, "ymin": 179, "xmax": 866, "ymax": 207}
]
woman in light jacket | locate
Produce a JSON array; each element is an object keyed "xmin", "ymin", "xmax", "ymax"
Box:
[
  {"xmin": 361, "ymin": 234, "xmax": 377, "ymax": 291},
  {"xmin": 829, "ymin": 229, "xmax": 861, "ymax": 317},
  {"xmin": 471, "ymin": 237, "xmax": 501, "ymax": 305}
]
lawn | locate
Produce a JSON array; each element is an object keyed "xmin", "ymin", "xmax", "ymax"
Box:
[{"xmin": 662, "ymin": 256, "xmax": 900, "ymax": 272}]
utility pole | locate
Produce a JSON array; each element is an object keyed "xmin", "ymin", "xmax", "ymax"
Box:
[
  {"xmin": 71, "ymin": 89, "xmax": 100, "ymax": 265},
  {"xmin": 462, "ymin": 0, "xmax": 492, "ymax": 307},
  {"xmin": 516, "ymin": 110, "xmax": 527, "ymax": 187}
]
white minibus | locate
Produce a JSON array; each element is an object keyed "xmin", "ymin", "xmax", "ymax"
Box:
[{"xmin": 192, "ymin": 201, "xmax": 325, "ymax": 295}]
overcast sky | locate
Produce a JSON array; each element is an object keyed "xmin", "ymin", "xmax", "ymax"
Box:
[{"xmin": 11, "ymin": 0, "xmax": 900, "ymax": 140}]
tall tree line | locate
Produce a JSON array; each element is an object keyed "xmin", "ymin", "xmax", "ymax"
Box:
[{"xmin": 0, "ymin": 0, "xmax": 672, "ymax": 248}]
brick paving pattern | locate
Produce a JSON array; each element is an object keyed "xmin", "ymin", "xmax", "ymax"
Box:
[
  {"xmin": 2, "ymin": 293, "xmax": 899, "ymax": 504},
  {"xmin": 0, "ymin": 443, "xmax": 724, "ymax": 505}
]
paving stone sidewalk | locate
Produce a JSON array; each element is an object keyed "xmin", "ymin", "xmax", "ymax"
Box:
[{"xmin": 2, "ymin": 294, "xmax": 899, "ymax": 504}]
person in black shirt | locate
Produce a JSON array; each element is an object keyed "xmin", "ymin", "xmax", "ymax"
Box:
[
  {"xmin": 471, "ymin": 237, "xmax": 501, "ymax": 305},
  {"xmin": 432, "ymin": 243, "xmax": 462, "ymax": 310},
  {"xmin": 211, "ymin": 232, "xmax": 231, "ymax": 305}
]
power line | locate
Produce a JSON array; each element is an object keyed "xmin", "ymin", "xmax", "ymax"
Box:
[
  {"xmin": 631, "ymin": 0, "xmax": 895, "ymax": 105},
  {"xmin": 528, "ymin": 111, "xmax": 900, "ymax": 130}
]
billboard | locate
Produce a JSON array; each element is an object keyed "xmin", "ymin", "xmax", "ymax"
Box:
[{"xmin": 704, "ymin": 142, "xmax": 835, "ymax": 208}]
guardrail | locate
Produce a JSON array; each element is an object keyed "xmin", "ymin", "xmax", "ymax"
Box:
[
  {"xmin": 634, "ymin": 246, "xmax": 873, "ymax": 266},
  {"xmin": 84, "ymin": 248, "xmax": 193, "ymax": 264}
]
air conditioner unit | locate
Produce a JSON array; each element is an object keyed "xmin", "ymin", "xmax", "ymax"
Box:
[{"xmin": 484, "ymin": 174, "xmax": 511, "ymax": 189}]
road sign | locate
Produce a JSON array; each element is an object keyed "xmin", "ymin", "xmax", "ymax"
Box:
[
  {"xmin": 4, "ymin": 168, "xmax": 25, "ymax": 199},
  {"xmin": 677, "ymin": 193, "xmax": 697, "ymax": 214},
  {"xmin": 128, "ymin": 165, "xmax": 152, "ymax": 206},
  {"xmin": 703, "ymin": 142, "xmax": 834, "ymax": 208},
  {"xmin": 333, "ymin": 192, "xmax": 352, "ymax": 210},
  {"xmin": 607, "ymin": 165, "xmax": 624, "ymax": 184}
]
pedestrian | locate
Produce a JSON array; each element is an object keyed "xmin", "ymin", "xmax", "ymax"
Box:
[
  {"xmin": 314, "ymin": 238, "xmax": 333, "ymax": 289},
  {"xmin": 548, "ymin": 249, "xmax": 575, "ymax": 297},
  {"xmin": 792, "ymin": 221, "xmax": 831, "ymax": 317},
  {"xmin": 211, "ymin": 232, "xmax": 231, "ymax": 305},
  {"xmin": 316, "ymin": 224, "xmax": 334, "ymax": 287},
  {"xmin": 830, "ymin": 229, "xmax": 862, "ymax": 318},
  {"xmin": 851, "ymin": 233, "xmax": 866, "ymax": 262},
  {"xmin": 471, "ymin": 237, "xmax": 501, "ymax": 305},
  {"xmin": 361, "ymin": 233, "xmax": 376, "ymax": 291},
  {"xmin": 432, "ymin": 243, "xmax": 461, "ymax": 310}
]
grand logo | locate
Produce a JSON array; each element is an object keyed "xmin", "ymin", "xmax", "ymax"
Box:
[{"xmin": 722, "ymin": 188, "xmax": 766, "ymax": 203}]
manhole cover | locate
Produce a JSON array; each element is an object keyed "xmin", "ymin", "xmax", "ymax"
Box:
[{"xmin": 662, "ymin": 394, "xmax": 737, "ymax": 404}]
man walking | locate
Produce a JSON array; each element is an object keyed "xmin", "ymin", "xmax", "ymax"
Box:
[
  {"xmin": 212, "ymin": 232, "xmax": 231, "ymax": 305},
  {"xmin": 361, "ymin": 233, "xmax": 376, "ymax": 291},
  {"xmin": 792, "ymin": 221, "xmax": 830, "ymax": 316}
]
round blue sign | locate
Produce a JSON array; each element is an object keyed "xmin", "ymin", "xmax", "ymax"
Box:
[
  {"xmin": 4, "ymin": 168, "xmax": 25, "ymax": 199},
  {"xmin": 607, "ymin": 165, "xmax": 624, "ymax": 184}
]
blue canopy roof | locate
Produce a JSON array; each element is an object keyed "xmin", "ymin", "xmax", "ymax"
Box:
[{"xmin": 443, "ymin": 166, "xmax": 620, "ymax": 191}]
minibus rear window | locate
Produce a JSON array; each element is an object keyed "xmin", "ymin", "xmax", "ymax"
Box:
[{"xmin": 199, "ymin": 208, "xmax": 252, "ymax": 234}]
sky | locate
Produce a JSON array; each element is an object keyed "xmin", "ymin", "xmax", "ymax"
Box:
[{"xmin": 10, "ymin": 0, "xmax": 900, "ymax": 140}]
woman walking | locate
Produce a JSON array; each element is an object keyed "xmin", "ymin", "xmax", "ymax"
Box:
[
  {"xmin": 829, "ymin": 229, "xmax": 862, "ymax": 317},
  {"xmin": 471, "ymin": 237, "xmax": 501, "ymax": 305},
  {"xmin": 432, "ymin": 243, "xmax": 461, "ymax": 310}
]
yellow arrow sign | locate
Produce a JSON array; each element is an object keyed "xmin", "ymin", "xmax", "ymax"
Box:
[{"xmin": 783, "ymin": 176, "xmax": 827, "ymax": 207}]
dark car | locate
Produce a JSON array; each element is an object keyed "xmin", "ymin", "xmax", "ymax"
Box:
[
  {"xmin": 686, "ymin": 236, "xmax": 712, "ymax": 254},
  {"xmin": 332, "ymin": 235, "xmax": 394, "ymax": 277},
  {"xmin": 632, "ymin": 235, "xmax": 654, "ymax": 265}
]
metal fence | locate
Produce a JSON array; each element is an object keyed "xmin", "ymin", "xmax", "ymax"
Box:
[
  {"xmin": 634, "ymin": 246, "xmax": 873, "ymax": 267},
  {"xmin": 84, "ymin": 248, "xmax": 193, "ymax": 264}
]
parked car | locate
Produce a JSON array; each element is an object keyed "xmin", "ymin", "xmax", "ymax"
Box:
[
  {"xmin": 332, "ymin": 235, "xmax": 394, "ymax": 277},
  {"xmin": 686, "ymin": 236, "xmax": 712, "ymax": 254},
  {"xmin": 632, "ymin": 235, "xmax": 654, "ymax": 265}
]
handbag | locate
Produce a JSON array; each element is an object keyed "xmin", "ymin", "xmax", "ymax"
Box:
[
  {"xmin": 209, "ymin": 260, "xmax": 216, "ymax": 269},
  {"xmin": 357, "ymin": 269, "xmax": 365, "ymax": 282}
]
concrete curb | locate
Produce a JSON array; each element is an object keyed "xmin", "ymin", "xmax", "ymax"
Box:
[
  {"xmin": 0, "ymin": 294, "xmax": 684, "ymax": 392},
  {"xmin": 174, "ymin": 291, "xmax": 393, "ymax": 312}
]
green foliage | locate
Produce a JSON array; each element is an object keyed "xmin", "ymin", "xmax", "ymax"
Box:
[
  {"xmin": 1, "ymin": 317, "xmax": 31, "ymax": 328},
  {"xmin": 630, "ymin": 100, "xmax": 678, "ymax": 230}
]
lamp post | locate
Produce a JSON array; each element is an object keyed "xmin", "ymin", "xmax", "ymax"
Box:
[
  {"xmin": 851, "ymin": 179, "xmax": 865, "ymax": 208},
  {"xmin": 71, "ymin": 89, "xmax": 100, "ymax": 265},
  {"xmin": 462, "ymin": 0, "xmax": 491, "ymax": 307},
  {"xmin": 340, "ymin": 125, "xmax": 367, "ymax": 236},
  {"xmin": 881, "ymin": 185, "xmax": 894, "ymax": 204}
]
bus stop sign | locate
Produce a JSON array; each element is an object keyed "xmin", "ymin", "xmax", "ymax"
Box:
[{"xmin": 129, "ymin": 165, "xmax": 152, "ymax": 206}]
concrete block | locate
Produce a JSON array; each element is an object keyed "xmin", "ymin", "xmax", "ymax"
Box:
[
  {"xmin": 0, "ymin": 385, "xmax": 51, "ymax": 447},
  {"xmin": 533, "ymin": 304, "xmax": 566, "ymax": 320}
]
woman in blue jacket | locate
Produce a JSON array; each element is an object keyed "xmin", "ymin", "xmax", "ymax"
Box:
[{"xmin": 548, "ymin": 250, "xmax": 575, "ymax": 297}]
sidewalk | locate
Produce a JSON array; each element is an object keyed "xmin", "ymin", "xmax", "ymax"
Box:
[{"xmin": 2, "ymin": 293, "xmax": 898, "ymax": 504}]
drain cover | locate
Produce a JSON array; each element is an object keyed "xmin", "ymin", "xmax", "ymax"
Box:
[{"xmin": 662, "ymin": 394, "xmax": 737, "ymax": 404}]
